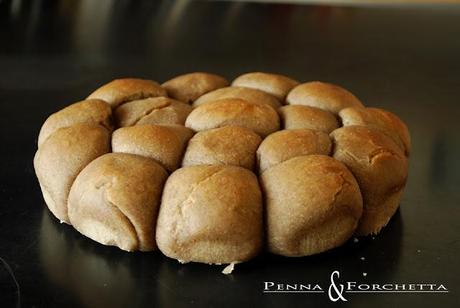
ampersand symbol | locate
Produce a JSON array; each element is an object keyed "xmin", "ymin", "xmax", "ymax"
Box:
[{"xmin": 328, "ymin": 270, "xmax": 347, "ymax": 302}]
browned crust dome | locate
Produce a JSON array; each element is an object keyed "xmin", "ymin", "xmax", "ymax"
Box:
[
  {"xmin": 68, "ymin": 153, "xmax": 168, "ymax": 251},
  {"xmin": 87, "ymin": 78, "xmax": 167, "ymax": 108},
  {"xmin": 279, "ymin": 105, "xmax": 340, "ymax": 133},
  {"xmin": 339, "ymin": 107, "xmax": 411, "ymax": 156},
  {"xmin": 261, "ymin": 155, "xmax": 363, "ymax": 256},
  {"xmin": 193, "ymin": 86, "xmax": 282, "ymax": 109},
  {"xmin": 38, "ymin": 99, "xmax": 113, "ymax": 147},
  {"xmin": 330, "ymin": 126, "xmax": 408, "ymax": 235},
  {"xmin": 186, "ymin": 98, "xmax": 280, "ymax": 138},
  {"xmin": 156, "ymin": 165, "xmax": 263, "ymax": 264},
  {"xmin": 232, "ymin": 72, "xmax": 299, "ymax": 100},
  {"xmin": 34, "ymin": 124, "xmax": 111, "ymax": 223},
  {"xmin": 257, "ymin": 129, "xmax": 332, "ymax": 173},
  {"xmin": 286, "ymin": 81, "xmax": 364, "ymax": 114},
  {"xmin": 162, "ymin": 72, "xmax": 229, "ymax": 103},
  {"xmin": 182, "ymin": 126, "xmax": 262, "ymax": 171}
]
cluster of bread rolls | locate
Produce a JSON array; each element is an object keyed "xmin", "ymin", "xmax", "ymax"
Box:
[{"xmin": 34, "ymin": 72, "xmax": 410, "ymax": 266}]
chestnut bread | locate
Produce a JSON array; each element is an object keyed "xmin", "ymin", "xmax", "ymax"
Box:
[
  {"xmin": 156, "ymin": 165, "xmax": 263, "ymax": 264},
  {"xmin": 37, "ymin": 99, "xmax": 112, "ymax": 147},
  {"xmin": 68, "ymin": 153, "xmax": 168, "ymax": 252},
  {"xmin": 257, "ymin": 129, "xmax": 332, "ymax": 172},
  {"xmin": 182, "ymin": 126, "xmax": 262, "ymax": 170},
  {"xmin": 185, "ymin": 98, "xmax": 280, "ymax": 138},
  {"xmin": 112, "ymin": 124, "xmax": 194, "ymax": 172},
  {"xmin": 33, "ymin": 71, "xmax": 411, "ymax": 267},
  {"xmin": 34, "ymin": 124, "xmax": 111, "ymax": 224},
  {"xmin": 339, "ymin": 107, "xmax": 411, "ymax": 156},
  {"xmin": 260, "ymin": 155, "xmax": 363, "ymax": 256},
  {"xmin": 330, "ymin": 126, "xmax": 408, "ymax": 235},
  {"xmin": 279, "ymin": 105, "xmax": 339, "ymax": 133}
]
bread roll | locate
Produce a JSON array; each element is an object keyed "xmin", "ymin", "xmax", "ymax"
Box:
[
  {"xmin": 193, "ymin": 86, "xmax": 281, "ymax": 109},
  {"xmin": 257, "ymin": 129, "xmax": 332, "ymax": 172},
  {"xmin": 34, "ymin": 124, "xmax": 111, "ymax": 224},
  {"xmin": 68, "ymin": 153, "xmax": 168, "ymax": 252},
  {"xmin": 87, "ymin": 78, "xmax": 167, "ymax": 108},
  {"xmin": 260, "ymin": 155, "xmax": 363, "ymax": 257},
  {"xmin": 286, "ymin": 81, "xmax": 364, "ymax": 114},
  {"xmin": 339, "ymin": 107, "xmax": 411, "ymax": 156},
  {"xmin": 162, "ymin": 72, "xmax": 229, "ymax": 103},
  {"xmin": 330, "ymin": 126, "xmax": 408, "ymax": 235},
  {"xmin": 279, "ymin": 105, "xmax": 339, "ymax": 133},
  {"xmin": 38, "ymin": 99, "xmax": 112, "ymax": 147},
  {"xmin": 182, "ymin": 126, "xmax": 262, "ymax": 170},
  {"xmin": 232, "ymin": 72, "xmax": 299, "ymax": 100},
  {"xmin": 156, "ymin": 165, "xmax": 263, "ymax": 264},
  {"xmin": 114, "ymin": 97, "xmax": 192, "ymax": 127},
  {"xmin": 185, "ymin": 98, "xmax": 280, "ymax": 138},
  {"xmin": 112, "ymin": 125, "xmax": 194, "ymax": 172}
]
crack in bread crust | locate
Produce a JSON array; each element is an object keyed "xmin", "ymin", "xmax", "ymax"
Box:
[
  {"xmin": 330, "ymin": 173, "xmax": 347, "ymax": 206},
  {"xmin": 115, "ymin": 92, "xmax": 165, "ymax": 109},
  {"xmin": 105, "ymin": 197, "xmax": 139, "ymax": 251},
  {"xmin": 338, "ymin": 149, "xmax": 367, "ymax": 164},
  {"xmin": 368, "ymin": 148, "xmax": 402, "ymax": 165},
  {"xmin": 125, "ymin": 101, "xmax": 172, "ymax": 126},
  {"xmin": 95, "ymin": 176, "xmax": 140, "ymax": 250},
  {"xmin": 97, "ymin": 119, "xmax": 114, "ymax": 132},
  {"xmin": 173, "ymin": 168, "xmax": 226, "ymax": 247}
]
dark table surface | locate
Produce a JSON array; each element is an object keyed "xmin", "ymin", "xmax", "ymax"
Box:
[{"xmin": 1, "ymin": 0, "xmax": 460, "ymax": 307}]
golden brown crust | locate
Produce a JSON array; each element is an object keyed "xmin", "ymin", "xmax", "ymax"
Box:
[
  {"xmin": 193, "ymin": 86, "xmax": 281, "ymax": 109},
  {"xmin": 162, "ymin": 72, "xmax": 229, "ymax": 103},
  {"xmin": 38, "ymin": 99, "xmax": 112, "ymax": 147},
  {"xmin": 279, "ymin": 105, "xmax": 339, "ymax": 133},
  {"xmin": 330, "ymin": 126, "xmax": 408, "ymax": 235},
  {"xmin": 68, "ymin": 153, "xmax": 168, "ymax": 252},
  {"xmin": 185, "ymin": 98, "xmax": 280, "ymax": 138},
  {"xmin": 34, "ymin": 124, "xmax": 111, "ymax": 224},
  {"xmin": 286, "ymin": 81, "xmax": 364, "ymax": 114},
  {"xmin": 260, "ymin": 155, "xmax": 363, "ymax": 257},
  {"xmin": 156, "ymin": 165, "xmax": 263, "ymax": 264},
  {"xmin": 112, "ymin": 125, "xmax": 194, "ymax": 172},
  {"xmin": 232, "ymin": 72, "xmax": 299, "ymax": 100},
  {"xmin": 114, "ymin": 97, "xmax": 192, "ymax": 127},
  {"xmin": 182, "ymin": 126, "xmax": 262, "ymax": 170},
  {"xmin": 339, "ymin": 107, "xmax": 411, "ymax": 156},
  {"xmin": 87, "ymin": 78, "xmax": 167, "ymax": 108},
  {"xmin": 257, "ymin": 129, "xmax": 332, "ymax": 172}
]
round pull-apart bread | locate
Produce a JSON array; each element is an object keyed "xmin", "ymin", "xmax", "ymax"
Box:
[{"xmin": 34, "ymin": 72, "xmax": 411, "ymax": 267}]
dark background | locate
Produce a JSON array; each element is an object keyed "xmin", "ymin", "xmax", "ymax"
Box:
[{"xmin": 0, "ymin": 0, "xmax": 459, "ymax": 307}]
